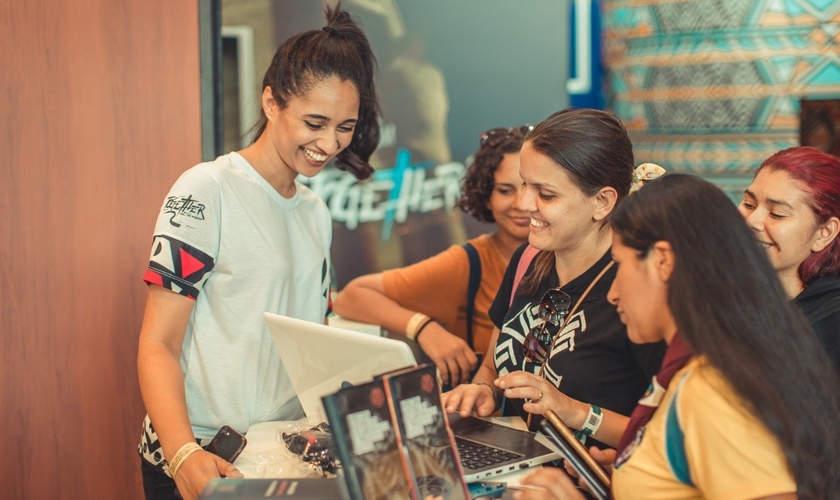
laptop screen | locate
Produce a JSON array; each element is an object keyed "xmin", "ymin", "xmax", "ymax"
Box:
[{"xmin": 263, "ymin": 312, "xmax": 417, "ymax": 419}]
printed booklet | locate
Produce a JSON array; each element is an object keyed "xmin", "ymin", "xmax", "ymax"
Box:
[{"xmin": 322, "ymin": 364, "xmax": 470, "ymax": 500}]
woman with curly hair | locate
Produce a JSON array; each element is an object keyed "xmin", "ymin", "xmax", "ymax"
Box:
[{"xmin": 334, "ymin": 126, "xmax": 531, "ymax": 387}]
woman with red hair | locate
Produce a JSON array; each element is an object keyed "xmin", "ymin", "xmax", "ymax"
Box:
[{"xmin": 739, "ymin": 146, "xmax": 840, "ymax": 367}]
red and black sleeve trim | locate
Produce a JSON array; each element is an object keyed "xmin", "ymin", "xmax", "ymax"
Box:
[{"xmin": 143, "ymin": 235, "xmax": 214, "ymax": 299}]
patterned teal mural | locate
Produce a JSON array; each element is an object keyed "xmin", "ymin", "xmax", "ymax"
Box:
[{"xmin": 603, "ymin": 0, "xmax": 840, "ymax": 198}]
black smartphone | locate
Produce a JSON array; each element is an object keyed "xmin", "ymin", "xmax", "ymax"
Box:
[
  {"xmin": 204, "ymin": 425, "xmax": 247, "ymax": 463},
  {"xmin": 539, "ymin": 410, "xmax": 610, "ymax": 500}
]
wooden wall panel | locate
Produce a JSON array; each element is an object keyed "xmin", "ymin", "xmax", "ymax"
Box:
[{"xmin": 1, "ymin": 0, "xmax": 203, "ymax": 498}]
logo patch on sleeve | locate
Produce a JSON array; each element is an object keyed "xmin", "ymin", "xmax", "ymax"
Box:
[{"xmin": 164, "ymin": 194, "xmax": 206, "ymax": 227}]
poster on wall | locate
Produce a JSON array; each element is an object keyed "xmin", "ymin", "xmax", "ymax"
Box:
[{"xmin": 223, "ymin": 0, "xmax": 570, "ymax": 288}]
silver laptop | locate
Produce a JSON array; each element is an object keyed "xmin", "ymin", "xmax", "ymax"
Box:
[
  {"xmin": 264, "ymin": 312, "xmax": 557, "ymax": 482},
  {"xmin": 449, "ymin": 414, "xmax": 559, "ymax": 482},
  {"xmin": 264, "ymin": 312, "xmax": 417, "ymax": 420}
]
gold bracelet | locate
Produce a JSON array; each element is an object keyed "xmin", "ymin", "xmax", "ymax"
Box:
[
  {"xmin": 168, "ymin": 442, "xmax": 203, "ymax": 479},
  {"xmin": 405, "ymin": 312, "xmax": 430, "ymax": 340}
]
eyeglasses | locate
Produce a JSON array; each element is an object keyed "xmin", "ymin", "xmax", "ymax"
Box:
[
  {"xmin": 522, "ymin": 287, "xmax": 572, "ymax": 364},
  {"xmin": 479, "ymin": 124, "xmax": 534, "ymax": 147}
]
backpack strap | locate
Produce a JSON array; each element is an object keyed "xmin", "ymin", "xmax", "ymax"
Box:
[
  {"xmin": 510, "ymin": 245, "xmax": 541, "ymax": 307},
  {"xmin": 463, "ymin": 242, "xmax": 482, "ymax": 348}
]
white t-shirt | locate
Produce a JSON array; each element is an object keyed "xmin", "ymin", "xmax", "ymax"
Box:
[{"xmin": 144, "ymin": 152, "xmax": 332, "ymax": 438}]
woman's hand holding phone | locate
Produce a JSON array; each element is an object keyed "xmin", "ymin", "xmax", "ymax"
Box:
[
  {"xmin": 173, "ymin": 426, "xmax": 247, "ymax": 499},
  {"xmin": 204, "ymin": 425, "xmax": 247, "ymax": 464},
  {"xmin": 173, "ymin": 450, "xmax": 243, "ymax": 500}
]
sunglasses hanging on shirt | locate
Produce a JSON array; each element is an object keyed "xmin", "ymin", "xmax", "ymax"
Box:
[{"xmin": 522, "ymin": 287, "xmax": 572, "ymax": 364}]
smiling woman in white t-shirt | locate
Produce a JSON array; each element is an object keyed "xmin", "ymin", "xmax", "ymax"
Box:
[{"xmin": 135, "ymin": 4, "xmax": 381, "ymax": 500}]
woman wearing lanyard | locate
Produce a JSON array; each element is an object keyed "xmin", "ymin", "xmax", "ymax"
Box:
[{"xmin": 442, "ymin": 108, "xmax": 666, "ymax": 448}]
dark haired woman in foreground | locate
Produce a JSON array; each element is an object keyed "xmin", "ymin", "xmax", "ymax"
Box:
[
  {"xmin": 517, "ymin": 174, "xmax": 840, "ymax": 499},
  {"xmin": 136, "ymin": 3, "xmax": 380, "ymax": 499}
]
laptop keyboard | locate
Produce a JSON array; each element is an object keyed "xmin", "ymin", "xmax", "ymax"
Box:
[{"xmin": 455, "ymin": 438, "xmax": 522, "ymax": 470}]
